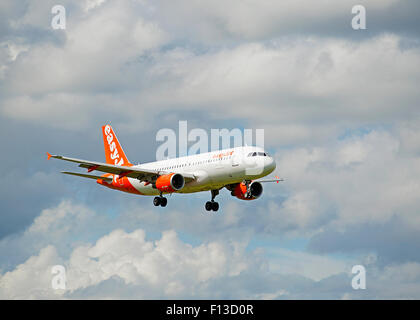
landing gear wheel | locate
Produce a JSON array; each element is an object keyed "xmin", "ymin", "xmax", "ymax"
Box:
[
  {"xmin": 153, "ymin": 197, "xmax": 161, "ymax": 206},
  {"xmin": 160, "ymin": 197, "xmax": 167, "ymax": 207},
  {"xmin": 205, "ymin": 189, "xmax": 221, "ymax": 212},
  {"xmin": 205, "ymin": 201, "xmax": 219, "ymax": 212},
  {"xmin": 205, "ymin": 201, "xmax": 212, "ymax": 211}
]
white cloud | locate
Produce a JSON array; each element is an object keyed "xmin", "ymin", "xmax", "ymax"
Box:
[
  {"xmin": 66, "ymin": 229, "xmax": 251, "ymax": 294},
  {"xmin": 28, "ymin": 200, "xmax": 95, "ymax": 235},
  {"xmin": 0, "ymin": 1, "xmax": 167, "ymax": 130},
  {"xmin": 116, "ymin": 34, "xmax": 420, "ymax": 136},
  {"xmin": 273, "ymin": 129, "xmax": 420, "ymax": 230},
  {"xmin": 342, "ymin": 262, "xmax": 420, "ymax": 299},
  {"xmin": 3, "ymin": 1, "xmax": 166, "ymax": 96},
  {"xmin": 267, "ymin": 247, "xmax": 352, "ymax": 281},
  {"xmin": 1, "ymin": 0, "xmax": 420, "ymax": 300},
  {"xmin": 2, "ymin": 199, "xmax": 420, "ymax": 299},
  {"xmin": 2, "ymin": 29, "xmax": 420, "ymax": 136},
  {"xmin": 397, "ymin": 119, "xmax": 420, "ymax": 155},
  {"xmin": 152, "ymin": 0, "xmax": 400, "ymax": 41},
  {"xmin": 0, "ymin": 226, "xmax": 259, "ymax": 299},
  {"xmin": 279, "ymin": 190, "xmax": 328, "ymax": 230},
  {"xmin": 84, "ymin": 0, "xmax": 107, "ymax": 12},
  {"xmin": 0, "ymin": 245, "xmax": 63, "ymax": 299}
]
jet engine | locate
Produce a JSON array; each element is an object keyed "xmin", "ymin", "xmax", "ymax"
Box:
[
  {"xmin": 230, "ymin": 181, "xmax": 263, "ymax": 200},
  {"xmin": 155, "ymin": 173, "xmax": 185, "ymax": 193}
]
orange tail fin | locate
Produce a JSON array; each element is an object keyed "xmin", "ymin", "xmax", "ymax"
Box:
[{"xmin": 102, "ymin": 124, "xmax": 131, "ymax": 166}]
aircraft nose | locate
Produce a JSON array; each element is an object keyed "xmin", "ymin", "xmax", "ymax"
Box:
[{"xmin": 265, "ymin": 157, "xmax": 276, "ymax": 173}]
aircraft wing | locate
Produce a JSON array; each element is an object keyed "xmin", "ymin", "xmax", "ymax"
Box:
[
  {"xmin": 47, "ymin": 153, "xmax": 196, "ymax": 182},
  {"xmin": 257, "ymin": 176, "xmax": 284, "ymax": 183}
]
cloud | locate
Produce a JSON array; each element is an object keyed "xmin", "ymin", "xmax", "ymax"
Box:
[
  {"xmin": 0, "ymin": 214, "xmax": 261, "ymax": 299},
  {"xmin": 2, "ymin": 24, "xmax": 420, "ymax": 135},
  {"xmin": 151, "ymin": 0, "xmax": 412, "ymax": 42},
  {"xmin": 274, "ymin": 129, "xmax": 420, "ymax": 229},
  {"xmin": 396, "ymin": 118, "xmax": 420, "ymax": 155},
  {"xmin": 308, "ymin": 217, "xmax": 420, "ymax": 266},
  {"xmin": 0, "ymin": 170, "xmax": 70, "ymax": 239},
  {"xmin": 2, "ymin": 200, "xmax": 420, "ymax": 299},
  {"xmin": 4, "ymin": 3, "xmax": 165, "ymax": 94},
  {"xmin": 0, "ymin": 1, "xmax": 166, "ymax": 129},
  {"xmin": 106, "ymin": 126, "xmax": 420, "ymax": 259},
  {"xmin": 0, "ymin": 245, "xmax": 63, "ymax": 299},
  {"xmin": 1, "ymin": 0, "xmax": 420, "ymax": 299},
  {"xmin": 266, "ymin": 247, "xmax": 352, "ymax": 281},
  {"xmin": 0, "ymin": 200, "xmax": 99, "ymax": 271},
  {"xmin": 138, "ymin": 35, "xmax": 419, "ymax": 129}
]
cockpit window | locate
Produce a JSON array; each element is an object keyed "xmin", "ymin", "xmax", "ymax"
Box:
[{"xmin": 248, "ymin": 151, "xmax": 270, "ymax": 157}]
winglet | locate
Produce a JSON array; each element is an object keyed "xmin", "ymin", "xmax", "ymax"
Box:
[{"xmin": 47, "ymin": 152, "xmax": 52, "ymax": 160}]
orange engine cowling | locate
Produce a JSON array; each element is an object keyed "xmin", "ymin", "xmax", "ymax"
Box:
[
  {"xmin": 232, "ymin": 181, "xmax": 263, "ymax": 200},
  {"xmin": 155, "ymin": 173, "xmax": 185, "ymax": 193}
]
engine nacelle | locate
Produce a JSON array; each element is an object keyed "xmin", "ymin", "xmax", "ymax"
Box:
[
  {"xmin": 155, "ymin": 173, "xmax": 185, "ymax": 193},
  {"xmin": 232, "ymin": 181, "xmax": 263, "ymax": 200}
]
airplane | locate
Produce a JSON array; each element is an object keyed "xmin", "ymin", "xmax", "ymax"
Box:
[{"xmin": 47, "ymin": 124, "xmax": 282, "ymax": 212}]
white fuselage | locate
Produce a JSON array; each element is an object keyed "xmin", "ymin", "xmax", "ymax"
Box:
[{"xmin": 128, "ymin": 146, "xmax": 276, "ymax": 195}]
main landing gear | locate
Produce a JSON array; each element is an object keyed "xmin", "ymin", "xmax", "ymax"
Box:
[
  {"xmin": 205, "ymin": 189, "xmax": 219, "ymax": 212},
  {"xmin": 153, "ymin": 193, "xmax": 167, "ymax": 207}
]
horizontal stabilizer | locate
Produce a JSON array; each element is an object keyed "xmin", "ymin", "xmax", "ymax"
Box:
[{"xmin": 61, "ymin": 171, "xmax": 113, "ymax": 182}]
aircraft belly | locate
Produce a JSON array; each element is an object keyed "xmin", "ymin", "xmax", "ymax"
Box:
[
  {"xmin": 129, "ymin": 165, "xmax": 266, "ymax": 196},
  {"xmin": 131, "ymin": 179, "xmax": 160, "ymax": 196}
]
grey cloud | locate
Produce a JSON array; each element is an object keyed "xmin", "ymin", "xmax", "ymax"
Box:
[
  {"xmin": 1, "ymin": 0, "xmax": 420, "ymax": 299},
  {"xmin": 2, "ymin": 200, "xmax": 420, "ymax": 299},
  {"xmin": 308, "ymin": 216, "xmax": 420, "ymax": 266},
  {"xmin": 0, "ymin": 117, "xmax": 160, "ymax": 240},
  {"xmin": 151, "ymin": 0, "xmax": 420, "ymax": 43},
  {"xmin": 2, "ymin": 221, "xmax": 420, "ymax": 299},
  {"xmin": 0, "ymin": 0, "xmax": 75, "ymax": 46},
  {"xmin": 2, "ymin": 7, "xmax": 420, "ymax": 138}
]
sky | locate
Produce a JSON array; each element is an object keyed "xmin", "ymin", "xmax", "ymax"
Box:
[{"xmin": 0, "ymin": 0, "xmax": 420, "ymax": 299}]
